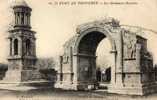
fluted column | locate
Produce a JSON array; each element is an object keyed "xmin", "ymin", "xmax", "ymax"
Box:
[
  {"xmin": 15, "ymin": 13, "xmax": 17, "ymax": 25},
  {"xmin": 19, "ymin": 12, "xmax": 21, "ymax": 25},
  {"xmin": 28, "ymin": 14, "xmax": 30, "ymax": 25},
  {"xmin": 24, "ymin": 13, "xmax": 27, "ymax": 25}
]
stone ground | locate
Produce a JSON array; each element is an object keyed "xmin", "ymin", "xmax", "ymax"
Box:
[{"xmin": 0, "ymin": 88, "xmax": 157, "ymax": 100}]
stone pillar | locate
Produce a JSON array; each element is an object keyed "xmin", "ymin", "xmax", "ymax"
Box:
[
  {"xmin": 15, "ymin": 13, "xmax": 17, "ymax": 25},
  {"xmin": 28, "ymin": 14, "xmax": 30, "ymax": 25},
  {"xmin": 32, "ymin": 41, "xmax": 34, "ymax": 56},
  {"xmin": 116, "ymin": 31, "xmax": 123, "ymax": 85},
  {"xmin": 18, "ymin": 38, "xmax": 22, "ymax": 56},
  {"xmin": 25, "ymin": 13, "xmax": 29, "ymax": 26},
  {"xmin": 19, "ymin": 12, "xmax": 22, "ymax": 25},
  {"xmin": 24, "ymin": 13, "xmax": 27, "ymax": 25},
  {"xmin": 22, "ymin": 13, "xmax": 24, "ymax": 25},
  {"xmin": 72, "ymin": 53, "xmax": 78, "ymax": 87},
  {"xmin": 110, "ymin": 47, "xmax": 117, "ymax": 85},
  {"xmin": 12, "ymin": 39, "xmax": 15, "ymax": 55}
]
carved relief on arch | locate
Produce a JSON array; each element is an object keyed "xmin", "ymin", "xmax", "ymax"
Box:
[{"xmin": 122, "ymin": 30, "xmax": 136, "ymax": 59}]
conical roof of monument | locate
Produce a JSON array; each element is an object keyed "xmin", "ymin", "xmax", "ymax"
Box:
[{"xmin": 13, "ymin": 0, "xmax": 29, "ymax": 7}]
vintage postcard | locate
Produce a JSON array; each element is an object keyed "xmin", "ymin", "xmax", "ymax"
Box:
[{"xmin": 0, "ymin": 0, "xmax": 157, "ymax": 100}]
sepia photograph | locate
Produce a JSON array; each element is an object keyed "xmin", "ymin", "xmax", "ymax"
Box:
[{"xmin": 0, "ymin": 0, "xmax": 157, "ymax": 100}]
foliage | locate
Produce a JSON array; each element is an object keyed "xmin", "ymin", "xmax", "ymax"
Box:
[
  {"xmin": 35, "ymin": 57, "xmax": 57, "ymax": 81},
  {"xmin": 35, "ymin": 57, "xmax": 56, "ymax": 70},
  {"xmin": 0, "ymin": 63, "xmax": 8, "ymax": 71}
]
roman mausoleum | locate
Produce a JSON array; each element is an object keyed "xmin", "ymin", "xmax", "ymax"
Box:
[
  {"xmin": 55, "ymin": 18, "xmax": 157, "ymax": 95},
  {"xmin": 4, "ymin": 0, "xmax": 40, "ymax": 82}
]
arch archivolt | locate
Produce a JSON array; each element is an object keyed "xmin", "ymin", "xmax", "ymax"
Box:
[{"xmin": 74, "ymin": 26, "xmax": 117, "ymax": 54}]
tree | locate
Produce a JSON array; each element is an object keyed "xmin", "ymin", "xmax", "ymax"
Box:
[
  {"xmin": 0, "ymin": 63, "xmax": 8, "ymax": 71},
  {"xmin": 35, "ymin": 57, "xmax": 56, "ymax": 70},
  {"xmin": 35, "ymin": 57, "xmax": 57, "ymax": 81}
]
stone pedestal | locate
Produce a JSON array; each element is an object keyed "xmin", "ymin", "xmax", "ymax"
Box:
[
  {"xmin": 3, "ymin": 70, "xmax": 21, "ymax": 82},
  {"xmin": 2, "ymin": 69, "xmax": 42, "ymax": 83},
  {"xmin": 108, "ymin": 82, "xmax": 157, "ymax": 95}
]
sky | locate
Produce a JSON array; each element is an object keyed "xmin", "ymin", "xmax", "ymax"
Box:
[{"xmin": 0, "ymin": 0, "xmax": 157, "ymax": 64}]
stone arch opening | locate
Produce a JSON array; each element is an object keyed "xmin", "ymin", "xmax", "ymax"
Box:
[
  {"xmin": 96, "ymin": 38, "xmax": 113, "ymax": 83},
  {"xmin": 78, "ymin": 31, "xmax": 105, "ymax": 55},
  {"xmin": 14, "ymin": 39, "xmax": 18, "ymax": 55},
  {"xmin": 76, "ymin": 31, "xmax": 115, "ymax": 87}
]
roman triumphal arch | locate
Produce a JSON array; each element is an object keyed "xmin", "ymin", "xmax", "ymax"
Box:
[{"xmin": 55, "ymin": 18, "xmax": 157, "ymax": 95}]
